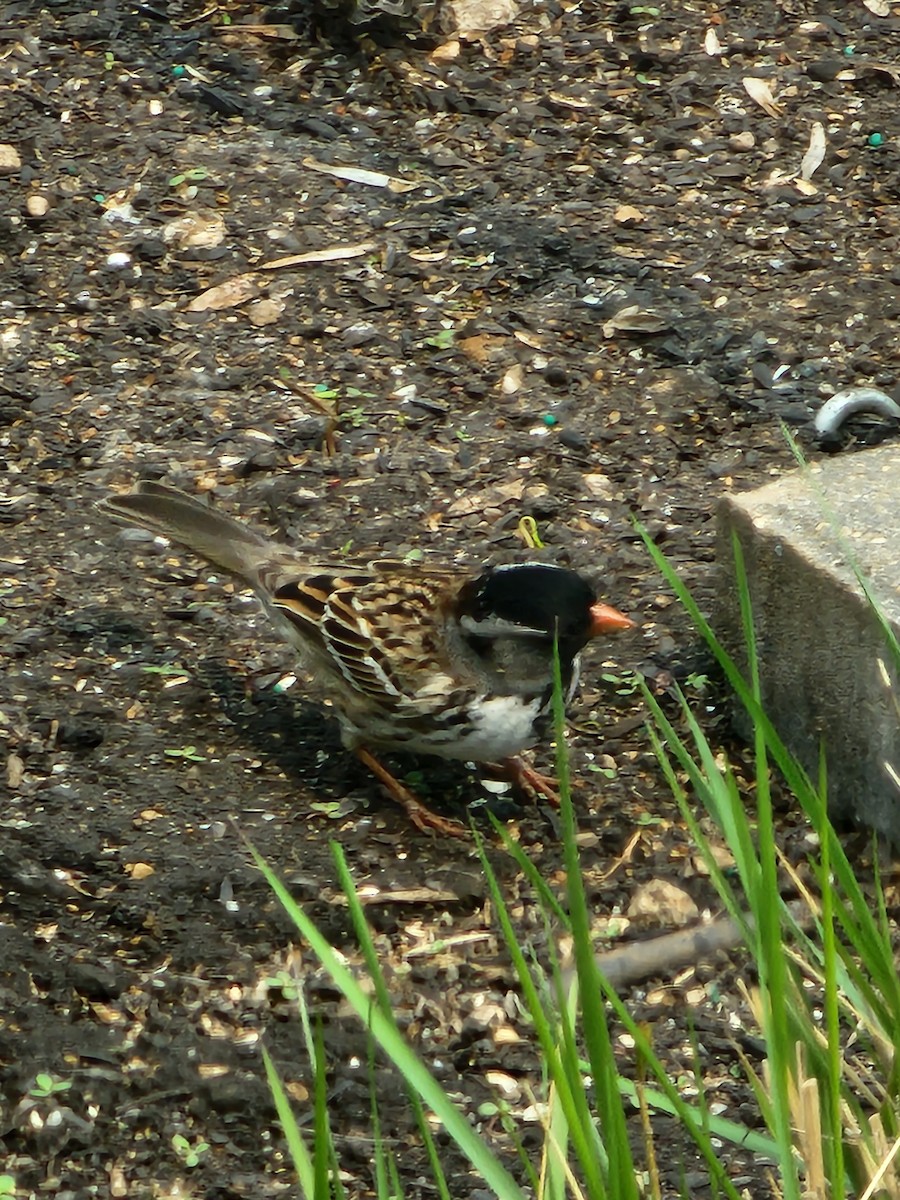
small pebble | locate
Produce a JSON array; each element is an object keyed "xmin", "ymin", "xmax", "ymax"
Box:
[
  {"xmin": 559, "ymin": 428, "xmax": 588, "ymax": 451},
  {"xmin": 729, "ymin": 130, "xmax": 756, "ymax": 151},
  {"xmin": 0, "ymin": 143, "xmax": 21, "ymax": 174},
  {"xmin": 26, "ymin": 194, "xmax": 49, "ymax": 217}
]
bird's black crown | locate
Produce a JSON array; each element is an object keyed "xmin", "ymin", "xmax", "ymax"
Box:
[{"xmin": 457, "ymin": 563, "xmax": 596, "ymax": 643}]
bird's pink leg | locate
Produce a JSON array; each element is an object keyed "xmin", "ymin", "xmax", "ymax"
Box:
[
  {"xmin": 496, "ymin": 757, "xmax": 562, "ymax": 807},
  {"xmin": 355, "ymin": 747, "xmax": 469, "ymax": 838}
]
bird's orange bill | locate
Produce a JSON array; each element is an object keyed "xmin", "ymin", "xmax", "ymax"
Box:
[{"xmin": 588, "ymin": 602, "xmax": 635, "ymax": 636}]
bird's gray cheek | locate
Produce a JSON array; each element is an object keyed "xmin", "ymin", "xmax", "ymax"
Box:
[
  {"xmin": 567, "ymin": 655, "xmax": 582, "ymax": 701},
  {"xmin": 459, "ymin": 614, "xmax": 545, "ymax": 639}
]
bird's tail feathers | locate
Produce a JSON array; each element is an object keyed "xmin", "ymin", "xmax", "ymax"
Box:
[{"xmin": 99, "ymin": 481, "xmax": 272, "ymax": 582}]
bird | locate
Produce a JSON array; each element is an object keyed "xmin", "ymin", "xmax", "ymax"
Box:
[{"xmin": 99, "ymin": 481, "xmax": 634, "ymax": 836}]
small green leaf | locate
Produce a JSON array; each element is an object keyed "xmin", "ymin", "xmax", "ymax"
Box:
[
  {"xmin": 310, "ymin": 801, "xmax": 343, "ymax": 817},
  {"xmin": 164, "ymin": 745, "xmax": 206, "ymax": 762},
  {"xmin": 31, "ymin": 1072, "xmax": 71, "ymax": 1097}
]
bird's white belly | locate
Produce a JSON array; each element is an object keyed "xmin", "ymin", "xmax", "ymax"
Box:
[
  {"xmin": 427, "ymin": 693, "xmax": 547, "ymax": 762},
  {"xmin": 339, "ymin": 691, "xmax": 547, "ymax": 761}
]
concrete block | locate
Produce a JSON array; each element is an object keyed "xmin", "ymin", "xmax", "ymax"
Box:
[{"xmin": 716, "ymin": 444, "xmax": 900, "ymax": 841}]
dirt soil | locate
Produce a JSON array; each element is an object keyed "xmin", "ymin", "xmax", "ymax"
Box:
[{"xmin": 2, "ymin": 1, "xmax": 900, "ymax": 1196}]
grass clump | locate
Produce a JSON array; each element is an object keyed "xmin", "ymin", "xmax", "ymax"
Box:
[{"xmin": 250, "ymin": 518, "xmax": 900, "ymax": 1199}]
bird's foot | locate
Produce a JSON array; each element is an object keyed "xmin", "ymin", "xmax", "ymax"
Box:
[
  {"xmin": 493, "ymin": 756, "xmax": 565, "ymax": 808},
  {"xmin": 355, "ymin": 747, "xmax": 469, "ymax": 838}
]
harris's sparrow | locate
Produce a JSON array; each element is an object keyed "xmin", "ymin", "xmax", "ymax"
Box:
[{"xmin": 100, "ymin": 481, "xmax": 634, "ymax": 836}]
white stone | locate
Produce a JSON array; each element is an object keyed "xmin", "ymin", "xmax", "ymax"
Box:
[{"xmin": 717, "ymin": 444, "xmax": 900, "ymax": 840}]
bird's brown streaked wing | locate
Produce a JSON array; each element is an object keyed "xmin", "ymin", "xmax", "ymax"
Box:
[
  {"xmin": 271, "ymin": 572, "xmax": 348, "ymax": 660},
  {"xmin": 273, "ymin": 571, "xmax": 462, "ymax": 714}
]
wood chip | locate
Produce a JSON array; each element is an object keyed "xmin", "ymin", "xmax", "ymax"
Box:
[
  {"xmin": 743, "ymin": 76, "xmax": 783, "ymax": 118},
  {"xmin": 704, "ymin": 26, "xmax": 722, "ymax": 55},
  {"xmin": 260, "ymin": 242, "xmax": 377, "ymax": 269},
  {"xmin": 125, "ymin": 862, "xmax": 156, "ymax": 880},
  {"xmin": 6, "ymin": 752, "xmax": 25, "ymax": 788},
  {"xmin": 302, "ymin": 157, "xmax": 419, "ymax": 193},
  {"xmin": 799, "ymin": 121, "xmax": 826, "ymax": 181},
  {"xmin": 186, "ymin": 273, "xmax": 260, "ymax": 312}
]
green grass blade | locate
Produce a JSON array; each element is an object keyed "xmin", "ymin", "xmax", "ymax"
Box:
[
  {"xmin": 249, "ymin": 843, "xmax": 527, "ymax": 1200},
  {"xmin": 407, "ymin": 1087, "xmax": 451, "ymax": 1200},
  {"xmin": 313, "ymin": 1018, "xmax": 333, "ymax": 1199},
  {"xmin": 475, "ymin": 828, "xmax": 608, "ymax": 1196},
  {"xmin": 551, "ymin": 637, "xmax": 635, "ymax": 1200},
  {"xmin": 261, "ymin": 1044, "xmax": 317, "ymax": 1199}
]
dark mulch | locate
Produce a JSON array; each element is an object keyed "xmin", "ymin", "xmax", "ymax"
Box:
[{"xmin": 2, "ymin": 0, "xmax": 899, "ymax": 1194}]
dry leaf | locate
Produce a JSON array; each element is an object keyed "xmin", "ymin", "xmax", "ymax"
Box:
[
  {"xmin": 501, "ymin": 363, "xmax": 524, "ymax": 394},
  {"xmin": 198, "ymin": 1063, "xmax": 231, "ymax": 1078},
  {"xmin": 91, "ymin": 1002, "xmax": 127, "ymax": 1025},
  {"xmin": 743, "ymin": 76, "xmax": 783, "ymax": 118},
  {"xmin": 442, "ymin": 0, "xmax": 519, "ymax": 35},
  {"xmin": 430, "ymin": 39, "xmax": 460, "ymax": 62},
  {"xmin": 186, "ymin": 273, "xmax": 260, "ymax": 312},
  {"xmin": 108, "ymin": 1164, "xmax": 128, "ymax": 1198},
  {"xmin": 512, "ymin": 329, "xmax": 544, "ymax": 350},
  {"xmin": 582, "ymin": 472, "xmax": 614, "ymax": 499},
  {"xmin": 457, "ymin": 334, "xmax": 490, "ymax": 362},
  {"xmin": 213, "ymin": 22, "xmax": 299, "ymax": 39},
  {"xmin": 163, "ymin": 212, "xmax": 227, "ymax": 249},
  {"xmin": 799, "ymin": 121, "xmax": 826, "ymax": 181},
  {"xmin": 862, "ymin": 58, "xmax": 900, "ymax": 85},
  {"xmin": 603, "ymin": 305, "xmax": 672, "ymax": 336},
  {"xmin": 547, "ymin": 91, "xmax": 592, "ymax": 111},
  {"xmin": 446, "ymin": 479, "xmax": 529, "ymax": 514},
  {"xmin": 704, "ymin": 26, "xmax": 722, "ymax": 55},
  {"xmin": 628, "ymin": 879, "xmax": 699, "ymax": 927},
  {"xmin": 409, "ymin": 248, "xmax": 449, "ymax": 263}
]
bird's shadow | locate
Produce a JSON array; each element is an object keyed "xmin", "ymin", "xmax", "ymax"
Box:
[{"xmin": 192, "ymin": 658, "xmax": 523, "ymax": 827}]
